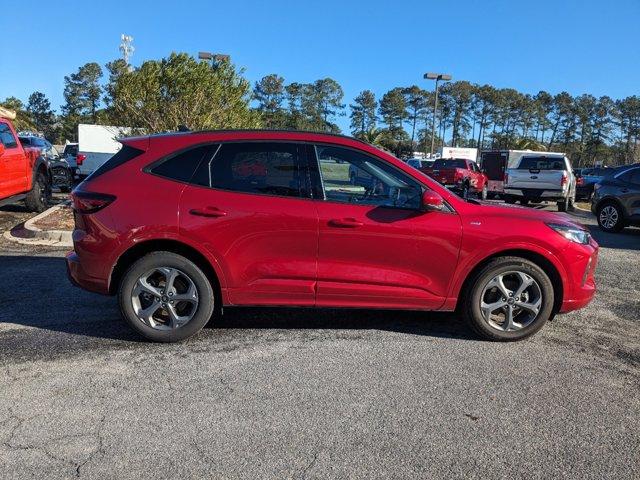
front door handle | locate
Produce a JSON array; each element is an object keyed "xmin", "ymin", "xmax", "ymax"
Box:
[
  {"xmin": 189, "ymin": 207, "xmax": 227, "ymax": 218},
  {"xmin": 329, "ymin": 218, "xmax": 364, "ymax": 228}
]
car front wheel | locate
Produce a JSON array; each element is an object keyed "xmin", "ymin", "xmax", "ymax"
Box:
[
  {"xmin": 463, "ymin": 256, "xmax": 554, "ymax": 341},
  {"xmin": 597, "ymin": 202, "xmax": 624, "ymax": 232},
  {"xmin": 118, "ymin": 251, "xmax": 215, "ymax": 342}
]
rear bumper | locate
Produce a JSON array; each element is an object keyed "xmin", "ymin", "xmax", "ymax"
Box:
[
  {"xmin": 66, "ymin": 251, "xmax": 110, "ymax": 295},
  {"xmin": 504, "ymin": 188, "xmax": 567, "ymax": 200}
]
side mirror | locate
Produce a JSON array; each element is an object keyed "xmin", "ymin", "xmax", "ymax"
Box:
[
  {"xmin": 0, "ymin": 143, "xmax": 5, "ymax": 157},
  {"xmin": 421, "ymin": 190, "xmax": 444, "ymax": 212}
]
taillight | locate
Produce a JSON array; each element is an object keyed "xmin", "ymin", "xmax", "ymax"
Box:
[
  {"xmin": 71, "ymin": 191, "xmax": 116, "ymax": 214},
  {"xmin": 76, "ymin": 153, "xmax": 86, "ymax": 166},
  {"xmin": 576, "ymin": 177, "xmax": 584, "ymax": 186},
  {"xmin": 561, "ymin": 172, "xmax": 568, "ymax": 187}
]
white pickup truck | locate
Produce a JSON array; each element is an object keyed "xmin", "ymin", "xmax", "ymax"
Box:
[{"xmin": 503, "ymin": 154, "xmax": 576, "ymax": 212}]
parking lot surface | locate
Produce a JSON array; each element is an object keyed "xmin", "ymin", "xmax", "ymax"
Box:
[{"xmin": 1, "ymin": 207, "xmax": 639, "ymax": 479}]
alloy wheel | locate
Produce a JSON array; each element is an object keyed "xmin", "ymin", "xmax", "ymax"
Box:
[
  {"xmin": 131, "ymin": 267, "xmax": 199, "ymax": 330},
  {"xmin": 480, "ymin": 271, "xmax": 542, "ymax": 332},
  {"xmin": 599, "ymin": 205, "xmax": 618, "ymax": 230}
]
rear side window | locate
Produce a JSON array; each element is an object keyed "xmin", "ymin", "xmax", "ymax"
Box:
[
  {"xmin": 201, "ymin": 142, "xmax": 304, "ymax": 198},
  {"xmin": 86, "ymin": 145, "xmax": 144, "ymax": 180},
  {"xmin": 618, "ymin": 168, "xmax": 640, "ymax": 186},
  {"xmin": 0, "ymin": 122, "xmax": 17, "ymax": 148},
  {"xmin": 150, "ymin": 145, "xmax": 214, "ymax": 183}
]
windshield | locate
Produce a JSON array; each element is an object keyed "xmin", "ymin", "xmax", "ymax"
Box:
[
  {"xmin": 433, "ymin": 159, "xmax": 466, "ymax": 168},
  {"xmin": 518, "ymin": 157, "xmax": 566, "ymax": 170}
]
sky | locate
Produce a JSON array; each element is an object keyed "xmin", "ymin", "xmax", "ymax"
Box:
[{"xmin": 2, "ymin": 0, "xmax": 639, "ymax": 132}]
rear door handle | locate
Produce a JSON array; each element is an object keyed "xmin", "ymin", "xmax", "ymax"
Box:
[
  {"xmin": 189, "ymin": 207, "xmax": 227, "ymax": 218},
  {"xmin": 329, "ymin": 218, "xmax": 364, "ymax": 228}
]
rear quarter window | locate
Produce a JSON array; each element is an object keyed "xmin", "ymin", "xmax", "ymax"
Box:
[
  {"xmin": 149, "ymin": 145, "xmax": 215, "ymax": 184},
  {"xmin": 86, "ymin": 145, "xmax": 145, "ymax": 180}
]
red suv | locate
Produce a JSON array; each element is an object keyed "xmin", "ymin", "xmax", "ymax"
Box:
[{"xmin": 66, "ymin": 130, "xmax": 598, "ymax": 342}]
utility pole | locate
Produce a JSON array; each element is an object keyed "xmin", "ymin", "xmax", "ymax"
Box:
[{"xmin": 424, "ymin": 72, "xmax": 452, "ymax": 157}]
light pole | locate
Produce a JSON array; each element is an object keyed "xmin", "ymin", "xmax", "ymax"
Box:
[
  {"xmin": 198, "ymin": 51, "xmax": 230, "ymax": 68},
  {"xmin": 424, "ymin": 72, "xmax": 452, "ymax": 157}
]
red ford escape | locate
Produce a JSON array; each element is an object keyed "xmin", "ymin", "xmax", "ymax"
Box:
[{"xmin": 66, "ymin": 131, "xmax": 598, "ymax": 342}]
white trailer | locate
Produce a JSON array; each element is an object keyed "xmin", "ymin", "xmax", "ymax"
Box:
[{"xmin": 77, "ymin": 124, "xmax": 131, "ymax": 176}]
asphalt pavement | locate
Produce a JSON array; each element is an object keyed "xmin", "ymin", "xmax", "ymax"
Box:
[{"xmin": 1, "ymin": 206, "xmax": 639, "ymax": 479}]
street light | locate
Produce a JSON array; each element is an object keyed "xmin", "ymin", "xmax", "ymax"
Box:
[{"xmin": 424, "ymin": 72, "xmax": 452, "ymax": 156}]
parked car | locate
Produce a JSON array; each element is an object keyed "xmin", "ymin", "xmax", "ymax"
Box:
[
  {"xmin": 504, "ymin": 154, "xmax": 576, "ymax": 211},
  {"xmin": 18, "ymin": 135, "xmax": 73, "ymax": 192},
  {"xmin": 62, "ymin": 142, "xmax": 79, "ymax": 176},
  {"xmin": 591, "ymin": 164, "xmax": 640, "ymax": 232},
  {"xmin": 66, "ymin": 130, "xmax": 598, "ymax": 343},
  {"xmin": 0, "ymin": 110, "xmax": 51, "ymax": 212},
  {"xmin": 422, "ymin": 158, "xmax": 488, "ymax": 199},
  {"xmin": 575, "ymin": 167, "xmax": 613, "ymax": 201}
]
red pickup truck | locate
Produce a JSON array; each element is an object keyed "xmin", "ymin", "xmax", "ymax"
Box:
[
  {"xmin": 0, "ymin": 109, "xmax": 51, "ymax": 212},
  {"xmin": 421, "ymin": 158, "xmax": 488, "ymax": 199}
]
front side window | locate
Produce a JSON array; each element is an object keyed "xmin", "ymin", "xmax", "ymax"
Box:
[
  {"xmin": 314, "ymin": 144, "xmax": 422, "ymax": 209},
  {"xmin": 619, "ymin": 168, "xmax": 640, "ymax": 186},
  {"xmin": 204, "ymin": 142, "xmax": 304, "ymax": 198},
  {"xmin": 0, "ymin": 122, "xmax": 17, "ymax": 148}
]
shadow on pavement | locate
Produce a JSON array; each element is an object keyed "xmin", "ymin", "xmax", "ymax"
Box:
[
  {"xmin": 587, "ymin": 224, "xmax": 640, "ymax": 251},
  {"xmin": 0, "ymin": 255, "xmax": 476, "ymax": 346}
]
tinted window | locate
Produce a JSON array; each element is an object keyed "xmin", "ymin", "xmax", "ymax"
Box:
[
  {"xmin": 619, "ymin": 168, "xmax": 640, "ymax": 186},
  {"xmin": 315, "ymin": 144, "xmax": 422, "ymax": 209},
  {"xmin": 433, "ymin": 159, "xmax": 466, "ymax": 169},
  {"xmin": 85, "ymin": 145, "xmax": 144, "ymax": 181},
  {"xmin": 151, "ymin": 145, "xmax": 213, "ymax": 183},
  {"xmin": 518, "ymin": 157, "xmax": 566, "ymax": 170},
  {"xmin": 63, "ymin": 144, "xmax": 78, "ymax": 156},
  {"xmin": 0, "ymin": 122, "xmax": 17, "ymax": 148},
  {"xmin": 205, "ymin": 142, "xmax": 303, "ymax": 197}
]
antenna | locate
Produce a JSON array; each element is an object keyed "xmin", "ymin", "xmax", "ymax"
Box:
[{"xmin": 119, "ymin": 34, "xmax": 135, "ymax": 70}]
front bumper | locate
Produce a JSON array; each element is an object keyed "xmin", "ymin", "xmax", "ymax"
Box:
[{"xmin": 559, "ymin": 241, "xmax": 598, "ymax": 313}]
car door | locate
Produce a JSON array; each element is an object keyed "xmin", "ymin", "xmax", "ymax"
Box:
[
  {"xmin": 179, "ymin": 141, "xmax": 319, "ymax": 306},
  {"xmin": 617, "ymin": 167, "xmax": 640, "ymax": 220},
  {"xmin": 310, "ymin": 144, "xmax": 462, "ymax": 310},
  {"xmin": 0, "ymin": 121, "xmax": 26, "ymax": 198}
]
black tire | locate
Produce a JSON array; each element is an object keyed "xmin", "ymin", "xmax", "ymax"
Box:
[
  {"xmin": 118, "ymin": 251, "xmax": 216, "ymax": 342},
  {"xmin": 462, "ymin": 256, "xmax": 555, "ymax": 341},
  {"xmin": 504, "ymin": 196, "xmax": 516, "ymax": 204},
  {"xmin": 24, "ymin": 171, "xmax": 51, "ymax": 213},
  {"xmin": 596, "ymin": 201, "xmax": 624, "ymax": 232},
  {"xmin": 461, "ymin": 182, "xmax": 470, "ymax": 199},
  {"xmin": 479, "ymin": 184, "xmax": 488, "ymax": 200},
  {"xmin": 520, "ymin": 198, "xmax": 529, "ymax": 206},
  {"xmin": 557, "ymin": 196, "xmax": 569, "ymax": 212}
]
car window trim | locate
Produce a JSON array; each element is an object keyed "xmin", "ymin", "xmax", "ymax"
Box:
[
  {"xmin": 151, "ymin": 140, "xmax": 313, "ymax": 201},
  {"xmin": 308, "ymin": 141, "xmax": 429, "ymax": 212}
]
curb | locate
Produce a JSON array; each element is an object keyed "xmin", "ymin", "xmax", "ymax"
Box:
[{"xmin": 4, "ymin": 204, "xmax": 73, "ymax": 247}]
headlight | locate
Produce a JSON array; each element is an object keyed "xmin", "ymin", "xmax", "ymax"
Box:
[{"xmin": 546, "ymin": 223, "xmax": 591, "ymax": 244}]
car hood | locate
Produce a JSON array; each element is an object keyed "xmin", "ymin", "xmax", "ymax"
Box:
[{"xmin": 471, "ymin": 201, "xmax": 586, "ymax": 229}]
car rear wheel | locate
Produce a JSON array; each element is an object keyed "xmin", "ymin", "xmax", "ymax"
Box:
[
  {"xmin": 597, "ymin": 202, "xmax": 624, "ymax": 232},
  {"xmin": 479, "ymin": 184, "xmax": 488, "ymax": 200},
  {"xmin": 118, "ymin": 251, "xmax": 215, "ymax": 342},
  {"xmin": 24, "ymin": 171, "xmax": 51, "ymax": 213},
  {"xmin": 557, "ymin": 195, "xmax": 570, "ymax": 212},
  {"xmin": 463, "ymin": 256, "xmax": 554, "ymax": 341}
]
